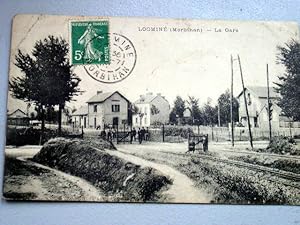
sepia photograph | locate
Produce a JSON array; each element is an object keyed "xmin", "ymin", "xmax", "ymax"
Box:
[{"xmin": 3, "ymin": 14, "xmax": 300, "ymax": 204}]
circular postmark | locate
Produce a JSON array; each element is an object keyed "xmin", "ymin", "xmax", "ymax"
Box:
[{"xmin": 83, "ymin": 33, "xmax": 137, "ymax": 83}]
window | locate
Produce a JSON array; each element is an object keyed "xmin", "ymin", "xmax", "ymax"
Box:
[
  {"xmin": 254, "ymin": 117, "xmax": 258, "ymax": 127},
  {"xmin": 94, "ymin": 105, "xmax": 97, "ymax": 112},
  {"xmin": 247, "ymin": 93, "xmax": 252, "ymax": 105},
  {"xmin": 135, "ymin": 117, "xmax": 138, "ymax": 123},
  {"xmin": 112, "ymin": 104, "xmax": 120, "ymax": 112}
]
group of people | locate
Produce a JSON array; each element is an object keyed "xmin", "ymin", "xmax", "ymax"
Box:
[
  {"xmin": 100, "ymin": 128, "xmax": 116, "ymax": 142},
  {"xmin": 130, "ymin": 127, "xmax": 149, "ymax": 144},
  {"xmin": 99, "ymin": 127, "xmax": 149, "ymax": 144}
]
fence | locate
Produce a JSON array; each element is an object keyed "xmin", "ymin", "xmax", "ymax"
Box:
[
  {"xmin": 147, "ymin": 125, "xmax": 190, "ymax": 143},
  {"xmin": 59, "ymin": 124, "xmax": 300, "ymax": 143},
  {"xmin": 147, "ymin": 125, "xmax": 300, "ymax": 143},
  {"xmin": 279, "ymin": 121, "xmax": 300, "ymax": 128},
  {"xmin": 193, "ymin": 125, "xmax": 300, "ymax": 141}
]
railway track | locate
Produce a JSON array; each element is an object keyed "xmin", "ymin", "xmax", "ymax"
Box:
[
  {"xmin": 213, "ymin": 148, "xmax": 300, "ymax": 161},
  {"xmin": 162, "ymin": 151, "xmax": 300, "ymax": 189}
]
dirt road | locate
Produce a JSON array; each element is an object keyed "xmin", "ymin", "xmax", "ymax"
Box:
[
  {"xmin": 4, "ymin": 146, "xmax": 105, "ymax": 201},
  {"xmin": 111, "ymin": 146, "xmax": 213, "ymax": 203}
]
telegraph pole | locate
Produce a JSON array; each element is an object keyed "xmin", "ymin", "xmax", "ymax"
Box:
[
  {"xmin": 266, "ymin": 64, "xmax": 272, "ymax": 142},
  {"xmin": 218, "ymin": 102, "xmax": 221, "ymax": 127},
  {"xmin": 238, "ymin": 55, "xmax": 253, "ymax": 149},
  {"xmin": 230, "ymin": 55, "xmax": 234, "ymax": 147}
]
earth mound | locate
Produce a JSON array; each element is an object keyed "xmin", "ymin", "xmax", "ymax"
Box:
[{"xmin": 33, "ymin": 138, "xmax": 171, "ymax": 202}]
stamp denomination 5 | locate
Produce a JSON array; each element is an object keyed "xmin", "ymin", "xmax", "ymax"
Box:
[{"xmin": 71, "ymin": 20, "xmax": 110, "ymax": 65}]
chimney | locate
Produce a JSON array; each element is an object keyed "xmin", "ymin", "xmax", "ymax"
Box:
[
  {"xmin": 157, "ymin": 93, "xmax": 161, "ymax": 96},
  {"xmin": 97, "ymin": 91, "xmax": 103, "ymax": 95}
]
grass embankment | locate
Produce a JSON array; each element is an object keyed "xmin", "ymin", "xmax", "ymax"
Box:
[
  {"xmin": 187, "ymin": 155, "xmax": 299, "ymax": 205},
  {"xmin": 125, "ymin": 150, "xmax": 299, "ymax": 204},
  {"xmin": 33, "ymin": 138, "xmax": 171, "ymax": 202},
  {"xmin": 229, "ymin": 155, "xmax": 300, "ymax": 174}
]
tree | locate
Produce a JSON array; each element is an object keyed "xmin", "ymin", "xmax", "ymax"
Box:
[
  {"xmin": 150, "ymin": 104, "xmax": 160, "ymax": 115},
  {"xmin": 169, "ymin": 96, "xmax": 185, "ymax": 124},
  {"xmin": 275, "ymin": 39, "xmax": 300, "ymax": 121},
  {"xmin": 186, "ymin": 96, "xmax": 202, "ymax": 125},
  {"xmin": 35, "ymin": 105, "xmax": 68, "ymax": 124},
  {"xmin": 202, "ymin": 98, "xmax": 218, "ymax": 126},
  {"xmin": 63, "ymin": 107, "xmax": 72, "ymax": 124},
  {"xmin": 217, "ymin": 89, "xmax": 239, "ymax": 126},
  {"xmin": 10, "ymin": 36, "xmax": 81, "ymax": 136},
  {"xmin": 169, "ymin": 110, "xmax": 177, "ymax": 124}
]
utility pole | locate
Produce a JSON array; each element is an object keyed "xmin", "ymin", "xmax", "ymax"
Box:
[
  {"xmin": 238, "ymin": 55, "xmax": 253, "ymax": 149},
  {"xmin": 218, "ymin": 102, "xmax": 221, "ymax": 127},
  {"xmin": 162, "ymin": 124, "xmax": 165, "ymax": 142},
  {"xmin": 230, "ymin": 55, "xmax": 234, "ymax": 147},
  {"xmin": 266, "ymin": 64, "xmax": 272, "ymax": 142}
]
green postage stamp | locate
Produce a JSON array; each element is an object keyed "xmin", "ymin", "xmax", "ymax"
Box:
[{"xmin": 71, "ymin": 20, "xmax": 109, "ymax": 65}]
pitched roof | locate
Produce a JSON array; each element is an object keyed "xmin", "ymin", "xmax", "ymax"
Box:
[
  {"xmin": 135, "ymin": 93, "xmax": 157, "ymax": 104},
  {"xmin": 72, "ymin": 106, "xmax": 88, "ymax": 116},
  {"xmin": 86, "ymin": 91, "xmax": 130, "ymax": 104},
  {"xmin": 8, "ymin": 109, "xmax": 28, "ymax": 118},
  {"xmin": 237, "ymin": 86, "xmax": 280, "ymax": 98},
  {"xmin": 87, "ymin": 92, "xmax": 114, "ymax": 103}
]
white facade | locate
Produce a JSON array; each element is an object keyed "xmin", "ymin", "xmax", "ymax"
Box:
[
  {"xmin": 133, "ymin": 103, "xmax": 151, "ymax": 127},
  {"xmin": 72, "ymin": 91, "xmax": 129, "ymax": 130},
  {"xmin": 132, "ymin": 92, "xmax": 170, "ymax": 127},
  {"xmin": 72, "ymin": 115, "xmax": 88, "ymax": 128},
  {"xmin": 72, "ymin": 106, "xmax": 88, "ymax": 128},
  {"xmin": 87, "ymin": 92, "xmax": 129, "ymax": 129},
  {"xmin": 237, "ymin": 86, "xmax": 282, "ymax": 129}
]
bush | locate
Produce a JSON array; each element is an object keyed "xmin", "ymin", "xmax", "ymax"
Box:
[
  {"xmin": 266, "ymin": 136, "xmax": 299, "ymax": 155},
  {"xmin": 6, "ymin": 126, "xmax": 83, "ymax": 146},
  {"xmin": 6, "ymin": 127, "xmax": 56, "ymax": 146},
  {"xmin": 164, "ymin": 126, "xmax": 194, "ymax": 139}
]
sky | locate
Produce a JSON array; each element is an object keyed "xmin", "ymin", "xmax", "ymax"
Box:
[{"xmin": 7, "ymin": 14, "xmax": 299, "ymax": 113}]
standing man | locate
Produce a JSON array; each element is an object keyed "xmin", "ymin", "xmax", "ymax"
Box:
[
  {"xmin": 100, "ymin": 129, "xmax": 106, "ymax": 140},
  {"xmin": 138, "ymin": 128, "xmax": 142, "ymax": 144},
  {"xmin": 107, "ymin": 129, "xmax": 112, "ymax": 142},
  {"xmin": 141, "ymin": 127, "xmax": 146, "ymax": 141},
  {"xmin": 131, "ymin": 128, "xmax": 137, "ymax": 143},
  {"xmin": 203, "ymin": 134, "xmax": 208, "ymax": 152}
]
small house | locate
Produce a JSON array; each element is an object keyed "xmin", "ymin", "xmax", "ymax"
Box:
[
  {"xmin": 132, "ymin": 92, "xmax": 170, "ymax": 127},
  {"xmin": 7, "ymin": 109, "xmax": 30, "ymax": 126},
  {"xmin": 72, "ymin": 106, "xmax": 88, "ymax": 128},
  {"xmin": 237, "ymin": 86, "xmax": 283, "ymax": 129},
  {"xmin": 86, "ymin": 91, "xmax": 130, "ymax": 129}
]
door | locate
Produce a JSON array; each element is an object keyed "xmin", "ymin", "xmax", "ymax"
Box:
[
  {"xmin": 113, "ymin": 117, "xmax": 119, "ymax": 128},
  {"xmin": 84, "ymin": 117, "xmax": 86, "ymax": 128}
]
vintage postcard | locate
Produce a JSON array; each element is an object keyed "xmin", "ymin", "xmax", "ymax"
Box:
[{"xmin": 3, "ymin": 14, "xmax": 300, "ymax": 204}]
